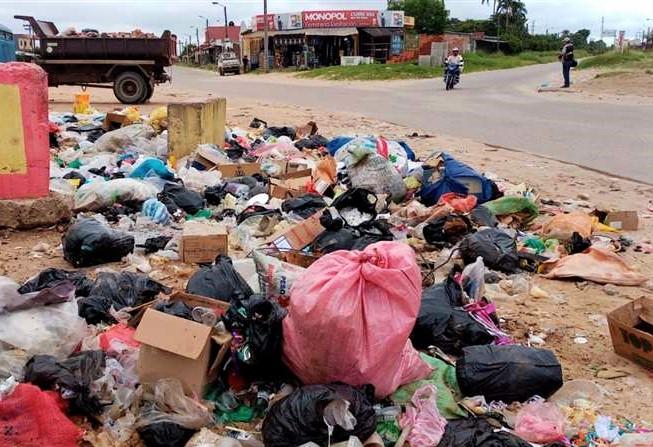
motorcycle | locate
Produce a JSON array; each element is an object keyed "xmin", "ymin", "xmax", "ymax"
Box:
[{"xmin": 444, "ymin": 62, "xmax": 461, "ymax": 90}]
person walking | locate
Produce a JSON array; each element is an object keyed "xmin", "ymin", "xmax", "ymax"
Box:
[{"xmin": 559, "ymin": 37, "xmax": 575, "ymax": 88}]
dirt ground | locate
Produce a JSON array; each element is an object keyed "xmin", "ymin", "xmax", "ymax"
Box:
[{"xmin": 3, "ymin": 85, "xmax": 652, "ymax": 426}]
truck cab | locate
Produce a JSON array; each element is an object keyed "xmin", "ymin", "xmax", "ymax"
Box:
[
  {"xmin": 0, "ymin": 24, "xmax": 16, "ymax": 62},
  {"xmin": 217, "ymin": 51, "xmax": 241, "ymax": 76}
]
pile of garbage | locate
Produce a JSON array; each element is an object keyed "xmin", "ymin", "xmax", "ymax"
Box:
[{"xmin": 0, "ymin": 106, "xmax": 650, "ymax": 447}]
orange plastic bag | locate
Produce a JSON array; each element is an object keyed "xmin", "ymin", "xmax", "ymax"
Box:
[
  {"xmin": 283, "ymin": 241, "xmax": 431, "ymax": 398},
  {"xmin": 437, "ymin": 193, "xmax": 477, "ymax": 213},
  {"xmin": 542, "ymin": 212, "xmax": 593, "ymax": 240}
]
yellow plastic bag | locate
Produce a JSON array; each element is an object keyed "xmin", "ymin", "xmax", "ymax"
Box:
[{"xmin": 148, "ymin": 106, "xmax": 168, "ymax": 132}]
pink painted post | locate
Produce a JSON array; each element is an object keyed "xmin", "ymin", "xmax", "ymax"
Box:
[{"xmin": 0, "ymin": 62, "xmax": 49, "ymax": 199}]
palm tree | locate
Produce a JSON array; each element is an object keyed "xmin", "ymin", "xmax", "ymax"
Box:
[{"xmin": 496, "ymin": 0, "xmax": 527, "ymax": 33}]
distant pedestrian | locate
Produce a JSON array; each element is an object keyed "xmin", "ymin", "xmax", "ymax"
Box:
[{"xmin": 559, "ymin": 37, "xmax": 575, "ymax": 88}]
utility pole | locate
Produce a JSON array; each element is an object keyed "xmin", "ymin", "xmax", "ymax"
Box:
[
  {"xmin": 264, "ymin": 0, "xmax": 269, "ymax": 72},
  {"xmin": 212, "ymin": 2, "xmax": 228, "ymax": 40},
  {"xmin": 601, "ymin": 16, "xmax": 604, "ymax": 38},
  {"xmin": 531, "ymin": 20, "xmax": 535, "ymax": 35}
]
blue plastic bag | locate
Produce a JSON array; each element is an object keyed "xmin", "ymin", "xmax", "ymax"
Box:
[
  {"xmin": 142, "ymin": 198, "xmax": 172, "ymax": 225},
  {"xmin": 129, "ymin": 158, "xmax": 174, "ymax": 181}
]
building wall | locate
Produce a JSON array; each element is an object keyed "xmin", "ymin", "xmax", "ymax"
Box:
[{"xmin": 418, "ymin": 33, "xmax": 475, "ymax": 55}]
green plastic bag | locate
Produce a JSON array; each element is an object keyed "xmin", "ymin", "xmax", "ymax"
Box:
[
  {"xmin": 391, "ymin": 354, "xmax": 467, "ymax": 420},
  {"xmin": 482, "ymin": 196, "xmax": 539, "ymax": 222}
]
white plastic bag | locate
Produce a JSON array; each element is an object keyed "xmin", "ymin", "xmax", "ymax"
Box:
[
  {"xmin": 74, "ymin": 178, "xmax": 159, "ymax": 211},
  {"xmin": 0, "ymin": 299, "xmax": 88, "ymax": 359},
  {"xmin": 177, "ymin": 166, "xmax": 222, "ymax": 192},
  {"xmin": 93, "ymin": 124, "xmax": 157, "ymax": 153},
  {"xmin": 252, "ymin": 250, "xmax": 305, "ymax": 304}
]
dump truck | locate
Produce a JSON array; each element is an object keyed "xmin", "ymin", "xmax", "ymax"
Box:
[{"xmin": 14, "ymin": 16, "xmax": 177, "ymax": 104}]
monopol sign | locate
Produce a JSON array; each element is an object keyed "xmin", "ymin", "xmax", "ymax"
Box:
[{"xmin": 302, "ymin": 10, "xmax": 379, "ymax": 28}]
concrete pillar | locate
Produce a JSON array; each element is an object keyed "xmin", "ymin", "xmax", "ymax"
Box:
[
  {"xmin": 168, "ymin": 98, "xmax": 226, "ymax": 159},
  {"xmin": 0, "ymin": 63, "xmax": 49, "ymax": 199}
]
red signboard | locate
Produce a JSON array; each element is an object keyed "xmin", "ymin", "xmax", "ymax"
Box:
[
  {"xmin": 254, "ymin": 14, "xmax": 276, "ymax": 31},
  {"xmin": 302, "ymin": 10, "xmax": 379, "ymax": 28}
]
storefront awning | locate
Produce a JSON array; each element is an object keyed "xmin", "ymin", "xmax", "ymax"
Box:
[
  {"xmin": 304, "ymin": 28, "xmax": 358, "ymax": 37},
  {"xmin": 360, "ymin": 28, "xmax": 394, "ymax": 38},
  {"xmin": 243, "ymin": 29, "xmax": 305, "ymax": 39}
]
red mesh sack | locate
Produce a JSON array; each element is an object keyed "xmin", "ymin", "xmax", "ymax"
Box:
[{"xmin": 0, "ymin": 383, "xmax": 82, "ymax": 447}]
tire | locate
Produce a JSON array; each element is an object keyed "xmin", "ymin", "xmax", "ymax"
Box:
[
  {"xmin": 113, "ymin": 71, "xmax": 148, "ymax": 104},
  {"xmin": 219, "ymin": 68, "xmax": 224, "ymax": 76},
  {"xmin": 143, "ymin": 83, "xmax": 154, "ymax": 102},
  {"xmin": 446, "ymin": 75, "xmax": 455, "ymax": 91}
]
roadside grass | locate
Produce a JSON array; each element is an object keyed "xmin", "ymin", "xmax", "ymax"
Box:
[
  {"xmin": 579, "ymin": 51, "xmax": 653, "ymax": 71},
  {"xmin": 295, "ymin": 50, "xmax": 588, "ymax": 81}
]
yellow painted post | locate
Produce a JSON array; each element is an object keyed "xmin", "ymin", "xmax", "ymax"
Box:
[{"xmin": 168, "ymin": 98, "xmax": 226, "ymax": 159}]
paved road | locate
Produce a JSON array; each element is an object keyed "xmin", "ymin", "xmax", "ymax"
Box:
[{"xmin": 168, "ymin": 64, "xmax": 653, "ymax": 183}]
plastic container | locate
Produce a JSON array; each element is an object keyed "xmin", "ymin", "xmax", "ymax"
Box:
[{"xmin": 73, "ymin": 92, "xmax": 90, "ymax": 114}]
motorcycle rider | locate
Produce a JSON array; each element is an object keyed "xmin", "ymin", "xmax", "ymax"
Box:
[{"xmin": 444, "ymin": 48, "xmax": 464, "ymax": 88}]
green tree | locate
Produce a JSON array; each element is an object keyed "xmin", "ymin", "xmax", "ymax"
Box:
[
  {"xmin": 494, "ymin": 0, "xmax": 527, "ymax": 35},
  {"xmin": 572, "ymin": 29, "xmax": 591, "ymax": 48},
  {"xmin": 387, "ymin": 0, "xmax": 448, "ymax": 34}
]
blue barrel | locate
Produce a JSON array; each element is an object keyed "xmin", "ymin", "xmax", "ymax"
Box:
[{"xmin": 0, "ymin": 24, "xmax": 16, "ymax": 62}]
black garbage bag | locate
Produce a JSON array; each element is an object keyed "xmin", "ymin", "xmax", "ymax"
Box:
[
  {"xmin": 568, "ymin": 231, "xmax": 591, "ymax": 254},
  {"xmin": 459, "ymin": 228, "xmax": 519, "ymax": 273},
  {"xmin": 137, "ymin": 422, "xmax": 196, "ymax": 447},
  {"xmin": 319, "ymin": 211, "xmax": 344, "ymax": 231},
  {"xmin": 263, "ymin": 126, "xmax": 296, "ymax": 140},
  {"xmin": 262, "ymin": 384, "xmax": 377, "ymax": 447},
  {"xmin": 78, "ymin": 272, "xmax": 171, "ymax": 324},
  {"xmin": 249, "ymin": 117, "xmax": 268, "ymax": 129},
  {"xmin": 138, "ymin": 236, "xmax": 173, "ymax": 254},
  {"xmin": 159, "ymin": 183, "xmax": 205, "ymax": 215},
  {"xmin": 470, "ymin": 206, "xmax": 499, "ymax": 228},
  {"xmin": 438, "ymin": 416, "xmax": 531, "ymax": 447},
  {"xmin": 456, "ymin": 345, "xmax": 563, "ymax": 403},
  {"xmin": 24, "ymin": 350, "xmax": 106, "ymax": 416},
  {"xmin": 423, "ymin": 214, "xmax": 473, "ymax": 246},
  {"xmin": 153, "ymin": 300, "xmax": 193, "ymax": 320},
  {"xmin": 204, "ymin": 185, "xmax": 226, "ymax": 206},
  {"xmin": 282, "ymin": 194, "xmax": 327, "ymax": 219},
  {"xmin": 223, "ymin": 294, "xmax": 287, "ymax": 376},
  {"xmin": 101, "ymin": 203, "xmax": 141, "ymax": 223},
  {"xmin": 62, "ymin": 218, "xmax": 135, "ymax": 267},
  {"xmin": 312, "ymin": 227, "xmax": 358, "ymax": 253},
  {"xmin": 411, "ymin": 276, "xmax": 494, "ymax": 355},
  {"xmin": 18, "ymin": 267, "xmax": 94, "ymax": 296},
  {"xmin": 236, "ymin": 205, "xmax": 281, "ymax": 225},
  {"xmin": 332, "ymin": 188, "xmax": 378, "ymax": 226},
  {"xmin": 295, "ymin": 134, "xmax": 329, "ymax": 150},
  {"xmin": 351, "ymin": 219, "xmax": 394, "ymax": 250},
  {"xmin": 186, "ymin": 255, "xmax": 254, "ymax": 302}
]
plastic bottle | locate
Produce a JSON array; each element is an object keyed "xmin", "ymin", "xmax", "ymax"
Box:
[{"xmin": 191, "ymin": 307, "xmax": 218, "ymax": 326}]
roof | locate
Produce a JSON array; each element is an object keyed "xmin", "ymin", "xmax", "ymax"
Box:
[
  {"xmin": 243, "ymin": 27, "xmax": 359, "ymax": 38},
  {"xmin": 360, "ymin": 27, "xmax": 394, "ymax": 38},
  {"xmin": 206, "ymin": 25, "xmax": 241, "ymax": 43},
  {"xmin": 0, "ymin": 24, "xmax": 12, "ymax": 34}
]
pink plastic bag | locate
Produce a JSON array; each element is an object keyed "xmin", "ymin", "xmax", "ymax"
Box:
[
  {"xmin": 283, "ymin": 241, "xmax": 431, "ymax": 398},
  {"xmin": 399, "ymin": 385, "xmax": 448, "ymax": 447},
  {"xmin": 514, "ymin": 400, "xmax": 566, "ymax": 444}
]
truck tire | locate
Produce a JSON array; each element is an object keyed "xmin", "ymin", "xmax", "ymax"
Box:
[
  {"xmin": 219, "ymin": 67, "xmax": 224, "ymax": 76},
  {"xmin": 143, "ymin": 82, "xmax": 154, "ymax": 102},
  {"xmin": 114, "ymin": 71, "xmax": 148, "ymax": 104}
]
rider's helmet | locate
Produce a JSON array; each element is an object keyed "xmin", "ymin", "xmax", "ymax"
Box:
[{"xmin": 452, "ymin": 47, "xmax": 460, "ymax": 54}]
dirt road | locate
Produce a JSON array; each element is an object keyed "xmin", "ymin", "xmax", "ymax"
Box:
[{"xmin": 157, "ymin": 63, "xmax": 653, "ymax": 184}]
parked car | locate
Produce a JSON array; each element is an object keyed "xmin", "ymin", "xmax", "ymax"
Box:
[{"xmin": 217, "ymin": 51, "xmax": 241, "ymax": 76}]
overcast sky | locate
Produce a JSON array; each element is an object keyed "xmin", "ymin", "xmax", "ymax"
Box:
[{"xmin": 1, "ymin": 0, "xmax": 651, "ymax": 40}]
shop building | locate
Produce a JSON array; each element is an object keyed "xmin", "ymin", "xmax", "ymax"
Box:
[{"xmin": 241, "ymin": 10, "xmax": 405, "ymax": 69}]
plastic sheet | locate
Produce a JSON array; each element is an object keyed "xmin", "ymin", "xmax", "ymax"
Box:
[
  {"xmin": 283, "ymin": 241, "xmax": 431, "ymax": 398},
  {"xmin": 514, "ymin": 399, "xmax": 566, "ymax": 444},
  {"xmin": 177, "ymin": 166, "xmax": 222, "ymax": 192},
  {"xmin": 0, "ymin": 299, "xmax": 88, "ymax": 359},
  {"xmin": 399, "ymin": 385, "xmax": 447, "ymax": 447},
  {"xmin": 542, "ymin": 212, "xmax": 594, "ymax": 240},
  {"xmin": 437, "ymin": 193, "xmax": 477, "ymax": 213},
  {"xmin": 93, "ymin": 123, "xmax": 156, "ymax": 153},
  {"xmin": 135, "ymin": 378, "xmax": 214, "ymax": 430},
  {"xmin": 482, "ymin": 196, "xmax": 539, "ymax": 222},
  {"xmin": 540, "ymin": 247, "xmax": 648, "ymax": 286}
]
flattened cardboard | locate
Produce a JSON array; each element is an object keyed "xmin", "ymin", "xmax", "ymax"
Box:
[
  {"xmin": 214, "ymin": 163, "xmax": 261, "ymax": 178},
  {"xmin": 269, "ymin": 211, "xmax": 324, "ymax": 250},
  {"xmin": 277, "ymin": 168, "xmax": 313, "ymax": 180},
  {"xmin": 605, "ymin": 211, "xmax": 639, "ymax": 231},
  {"xmin": 607, "ymin": 297, "xmax": 653, "ymax": 369},
  {"xmin": 181, "ymin": 221, "xmax": 228, "ymax": 264}
]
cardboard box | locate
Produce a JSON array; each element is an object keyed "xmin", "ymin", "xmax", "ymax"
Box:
[
  {"xmin": 134, "ymin": 292, "xmax": 232, "ymax": 395},
  {"xmin": 605, "ymin": 211, "xmax": 639, "ymax": 231},
  {"xmin": 269, "ymin": 212, "xmax": 324, "ymax": 250},
  {"xmin": 102, "ymin": 111, "xmax": 133, "ymax": 131},
  {"xmin": 181, "ymin": 221, "xmax": 228, "ymax": 264},
  {"xmin": 277, "ymin": 168, "xmax": 313, "ymax": 180},
  {"xmin": 607, "ymin": 297, "xmax": 653, "ymax": 369},
  {"xmin": 269, "ymin": 176, "xmax": 311, "ymax": 199}
]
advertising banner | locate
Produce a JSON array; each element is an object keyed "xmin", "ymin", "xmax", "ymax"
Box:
[{"xmin": 302, "ymin": 10, "xmax": 379, "ymax": 28}]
